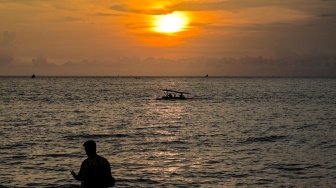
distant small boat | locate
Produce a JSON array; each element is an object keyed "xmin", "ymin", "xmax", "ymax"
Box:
[
  {"xmin": 156, "ymin": 89, "xmax": 191, "ymax": 100},
  {"xmin": 31, "ymin": 74, "xmax": 36, "ymax": 78}
]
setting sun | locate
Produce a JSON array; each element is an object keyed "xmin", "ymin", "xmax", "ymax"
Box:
[{"xmin": 153, "ymin": 12, "xmax": 189, "ymax": 33}]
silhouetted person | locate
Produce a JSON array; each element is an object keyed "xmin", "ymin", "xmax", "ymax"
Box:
[
  {"xmin": 179, "ymin": 93, "xmax": 184, "ymax": 99},
  {"xmin": 71, "ymin": 140, "xmax": 115, "ymax": 188}
]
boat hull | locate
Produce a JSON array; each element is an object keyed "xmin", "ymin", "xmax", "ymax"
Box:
[{"xmin": 156, "ymin": 96, "xmax": 187, "ymax": 100}]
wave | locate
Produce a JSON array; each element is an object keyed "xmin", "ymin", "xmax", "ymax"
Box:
[
  {"xmin": 244, "ymin": 135, "xmax": 287, "ymax": 143},
  {"xmin": 63, "ymin": 133, "xmax": 129, "ymax": 140},
  {"xmin": 268, "ymin": 163, "xmax": 322, "ymax": 172}
]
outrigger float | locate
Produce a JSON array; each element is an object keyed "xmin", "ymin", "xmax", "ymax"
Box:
[{"xmin": 156, "ymin": 89, "xmax": 191, "ymax": 100}]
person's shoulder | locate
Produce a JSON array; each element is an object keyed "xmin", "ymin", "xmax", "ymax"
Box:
[
  {"xmin": 97, "ymin": 155, "xmax": 110, "ymax": 165},
  {"xmin": 81, "ymin": 158, "xmax": 90, "ymax": 167}
]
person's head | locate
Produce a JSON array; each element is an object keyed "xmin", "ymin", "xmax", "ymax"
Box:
[{"xmin": 83, "ymin": 140, "xmax": 97, "ymax": 157}]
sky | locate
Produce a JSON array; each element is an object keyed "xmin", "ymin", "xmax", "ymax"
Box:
[{"xmin": 0, "ymin": 0, "xmax": 335, "ymax": 76}]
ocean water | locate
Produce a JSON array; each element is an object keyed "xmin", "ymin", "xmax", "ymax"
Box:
[{"xmin": 0, "ymin": 77, "xmax": 335, "ymax": 188}]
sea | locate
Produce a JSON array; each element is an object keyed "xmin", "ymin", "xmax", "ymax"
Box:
[{"xmin": 0, "ymin": 77, "xmax": 335, "ymax": 188}]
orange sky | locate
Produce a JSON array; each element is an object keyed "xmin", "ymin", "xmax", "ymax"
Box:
[{"xmin": 0, "ymin": 0, "xmax": 335, "ymax": 76}]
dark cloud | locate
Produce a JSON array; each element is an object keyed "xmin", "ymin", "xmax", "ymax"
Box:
[
  {"xmin": 28, "ymin": 52, "xmax": 336, "ymax": 77},
  {"xmin": 109, "ymin": 1, "xmax": 237, "ymax": 15},
  {"xmin": 182, "ymin": 52, "xmax": 336, "ymax": 77},
  {"xmin": 110, "ymin": 4, "xmax": 128, "ymax": 12},
  {"xmin": 50, "ymin": 16, "xmax": 81, "ymax": 22},
  {"xmin": 319, "ymin": 14, "xmax": 335, "ymax": 17},
  {"xmin": 94, "ymin": 12, "xmax": 124, "ymax": 17},
  {"xmin": 31, "ymin": 56, "xmax": 56, "ymax": 67},
  {"xmin": 110, "ymin": 4, "xmax": 173, "ymax": 15},
  {"xmin": 167, "ymin": 0, "xmax": 336, "ymax": 25},
  {"xmin": 169, "ymin": 0, "xmax": 285, "ymax": 12},
  {"xmin": 0, "ymin": 31, "xmax": 16, "ymax": 65},
  {"xmin": 1, "ymin": 51, "xmax": 335, "ymax": 76},
  {"xmin": 0, "ymin": 0, "xmax": 75, "ymax": 10},
  {"xmin": 189, "ymin": 11, "xmax": 336, "ymax": 57}
]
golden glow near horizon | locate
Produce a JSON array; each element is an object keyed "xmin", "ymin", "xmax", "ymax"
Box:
[{"xmin": 153, "ymin": 12, "xmax": 189, "ymax": 33}]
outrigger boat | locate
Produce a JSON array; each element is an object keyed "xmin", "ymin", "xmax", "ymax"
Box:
[{"xmin": 156, "ymin": 89, "xmax": 191, "ymax": 100}]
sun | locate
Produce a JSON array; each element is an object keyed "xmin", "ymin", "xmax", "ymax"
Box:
[{"xmin": 153, "ymin": 12, "xmax": 189, "ymax": 33}]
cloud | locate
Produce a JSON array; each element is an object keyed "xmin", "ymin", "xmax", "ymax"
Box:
[
  {"xmin": 1, "ymin": 49, "xmax": 335, "ymax": 76},
  {"xmin": 31, "ymin": 56, "xmax": 56, "ymax": 67},
  {"xmin": 0, "ymin": 31, "xmax": 16, "ymax": 65},
  {"xmin": 9, "ymin": 50, "xmax": 336, "ymax": 76},
  {"xmin": 169, "ymin": 0, "xmax": 289, "ymax": 12},
  {"xmin": 110, "ymin": 0, "xmax": 263, "ymax": 15},
  {"xmin": 94, "ymin": 12, "xmax": 124, "ymax": 17},
  {"xmin": 110, "ymin": 4, "xmax": 173, "ymax": 15},
  {"xmin": 170, "ymin": 0, "xmax": 335, "ymax": 12},
  {"xmin": 0, "ymin": 0, "xmax": 75, "ymax": 10},
  {"xmin": 319, "ymin": 14, "xmax": 335, "ymax": 18},
  {"xmin": 50, "ymin": 16, "xmax": 81, "ymax": 22}
]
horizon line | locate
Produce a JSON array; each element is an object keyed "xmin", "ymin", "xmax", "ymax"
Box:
[{"xmin": 0, "ymin": 75, "xmax": 335, "ymax": 79}]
